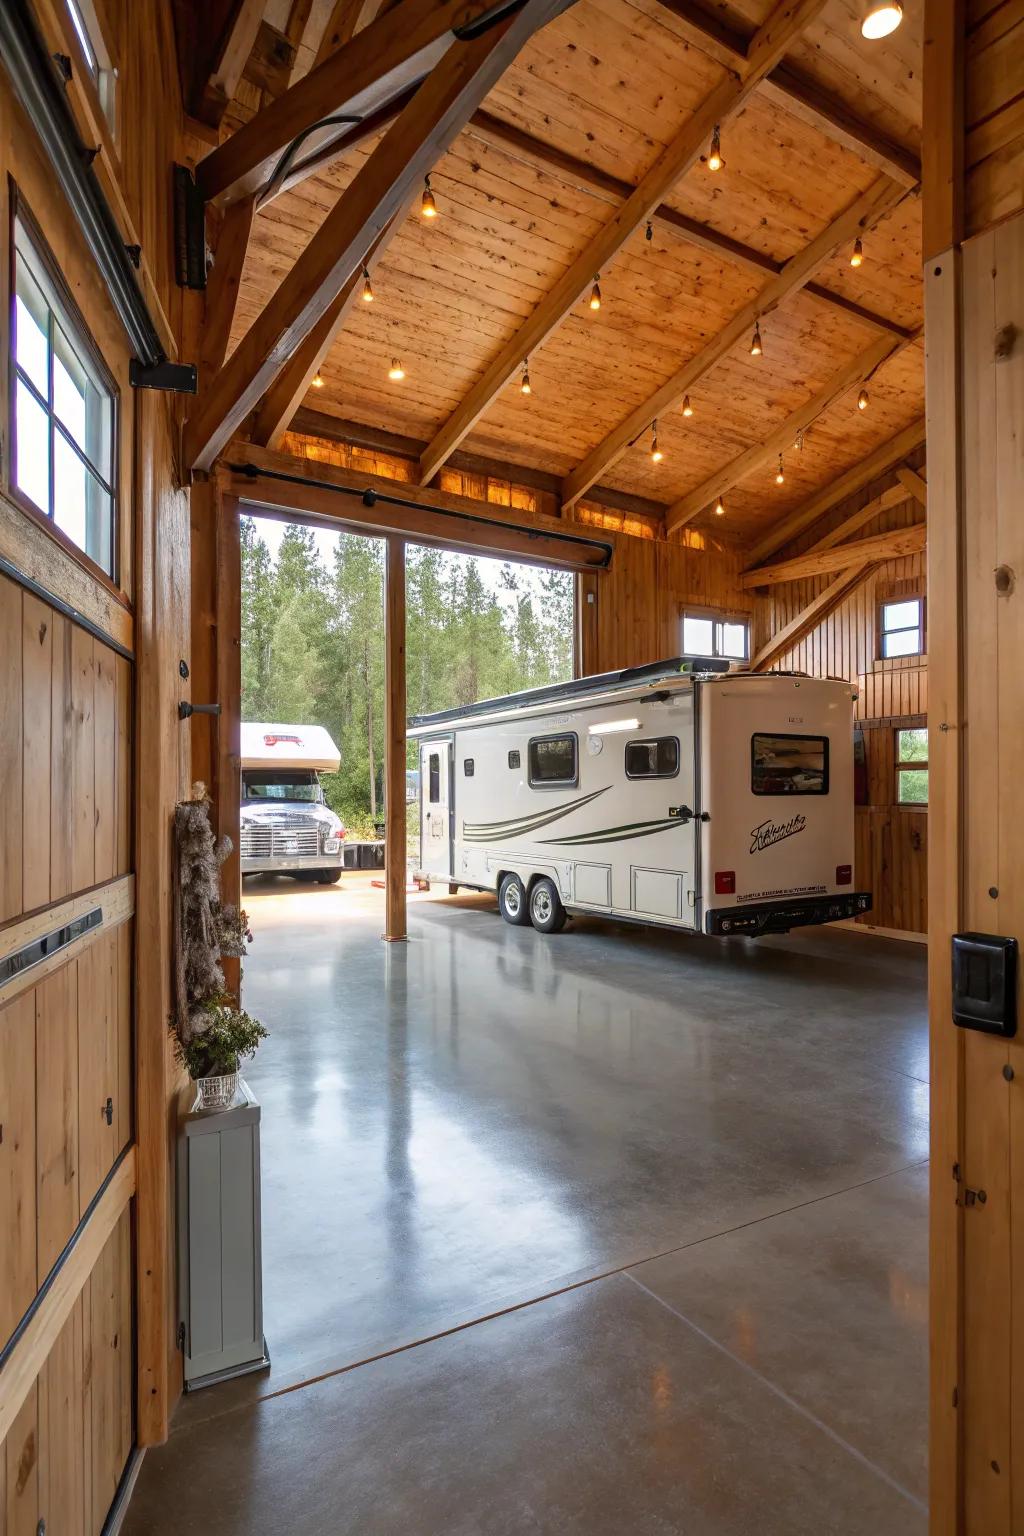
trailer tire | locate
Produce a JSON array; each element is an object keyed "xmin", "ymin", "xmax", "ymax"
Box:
[
  {"xmin": 529, "ymin": 877, "xmax": 567, "ymax": 934},
  {"xmin": 498, "ymin": 873, "xmax": 530, "ymax": 926}
]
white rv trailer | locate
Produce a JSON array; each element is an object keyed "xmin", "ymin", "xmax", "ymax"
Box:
[{"xmin": 408, "ymin": 659, "xmax": 871, "ymax": 938}]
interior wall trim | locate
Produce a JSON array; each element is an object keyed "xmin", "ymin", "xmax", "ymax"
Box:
[{"xmin": 0, "ymin": 874, "xmax": 135, "ymax": 1006}]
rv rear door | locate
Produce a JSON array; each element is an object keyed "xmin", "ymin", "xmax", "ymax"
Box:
[{"xmin": 420, "ymin": 738, "xmax": 453, "ymax": 879}]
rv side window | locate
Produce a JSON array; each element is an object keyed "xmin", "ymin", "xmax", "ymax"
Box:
[
  {"xmin": 429, "ymin": 753, "xmax": 440, "ymax": 802},
  {"xmin": 751, "ymin": 734, "xmax": 829, "ymax": 796},
  {"xmin": 528, "ymin": 733, "xmax": 577, "ymax": 787},
  {"xmin": 625, "ymin": 737, "xmax": 679, "ymax": 778}
]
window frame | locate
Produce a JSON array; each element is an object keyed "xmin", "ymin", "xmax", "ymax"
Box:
[
  {"xmin": 895, "ymin": 726, "xmax": 929, "ymax": 808},
  {"xmin": 750, "ymin": 732, "xmax": 830, "ymax": 797},
  {"xmin": 878, "ymin": 594, "xmax": 926, "ymax": 660},
  {"xmin": 8, "ymin": 190, "xmax": 120, "ymax": 589},
  {"xmin": 64, "ymin": 0, "xmax": 119, "ymax": 142},
  {"xmin": 527, "ymin": 732, "xmax": 579, "ymax": 790},
  {"xmin": 625, "ymin": 736, "xmax": 680, "ymax": 780},
  {"xmin": 428, "ymin": 752, "xmax": 441, "ymax": 803},
  {"xmin": 681, "ymin": 606, "xmax": 750, "ymax": 663}
]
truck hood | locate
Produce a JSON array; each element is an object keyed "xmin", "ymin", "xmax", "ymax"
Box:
[{"xmin": 240, "ymin": 802, "xmax": 344, "ymax": 833}]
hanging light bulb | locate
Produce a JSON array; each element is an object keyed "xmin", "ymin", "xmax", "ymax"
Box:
[
  {"xmin": 775, "ymin": 455, "xmax": 785, "ymax": 485},
  {"xmin": 850, "ymin": 237, "xmax": 864, "ymax": 268},
  {"xmin": 857, "ymin": 386, "xmax": 870, "ymax": 410},
  {"xmin": 651, "ymin": 420, "xmax": 663, "ymax": 464},
  {"xmin": 682, "ymin": 395, "xmax": 694, "ymax": 418},
  {"xmin": 861, "ymin": 2, "xmax": 902, "ymax": 39},
  {"xmin": 520, "ymin": 361, "xmax": 531, "ymax": 395},
  {"xmin": 714, "ymin": 495, "xmax": 725, "ymax": 516},
  {"xmin": 388, "ymin": 358, "xmax": 405, "ymax": 381},
  {"xmin": 797, "ymin": 430, "xmax": 805, "ymax": 452},
  {"xmin": 421, "ymin": 176, "xmax": 437, "ymax": 218},
  {"xmin": 589, "ymin": 276, "xmax": 602, "ymax": 311},
  {"xmin": 312, "ymin": 370, "xmax": 324, "ymax": 388},
  {"xmin": 750, "ymin": 321, "xmax": 763, "ymax": 357},
  {"xmin": 361, "ymin": 266, "xmax": 374, "ymax": 302},
  {"xmin": 707, "ymin": 124, "xmax": 723, "ymax": 172},
  {"xmin": 645, "ymin": 221, "xmax": 653, "ymax": 243}
]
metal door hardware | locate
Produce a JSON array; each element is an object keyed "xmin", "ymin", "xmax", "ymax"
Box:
[
  {"xmin": 963, "ymin": 1188, "xmax": 987, "ymax": 1208},
  {"xmin": 951, "ymin": 933, "xmax": 1017, "ymax": 1036},
  {"xmin": 179, "ymin": 701, "xmax": 222, "ymax": 719},
  {"xmin": 104, "ymin": 1097, "xmax": 113, "ymax": 1126}
]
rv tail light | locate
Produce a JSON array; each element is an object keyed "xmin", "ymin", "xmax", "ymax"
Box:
[
  {"xmin": 714, "ymin": 871, "xmax": 736, "ymax": 895},
  {"xmin": 836, "ymin": 864, "xmax": 852, "ymax": 886}
]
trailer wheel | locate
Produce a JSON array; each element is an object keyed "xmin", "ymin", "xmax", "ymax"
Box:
[
  {"xmin": 498, "ymin": 873, "xmax": 530, "ymax": 926},
  {"xmin": 529, "ymin": 877, "xmax": 567, "ymax": 934}
]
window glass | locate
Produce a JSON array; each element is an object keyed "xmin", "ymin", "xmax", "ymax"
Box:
[
  {"xmin": 429, "ymin": 753, "xmax": 440, "ymax": 803},
  {"xmin": 11, "ymin": 214, "xmax": 117, "ymax": 578},
  {"xmin": 752, "ymin": 733, "xmax": 829, "ymax": 796},
  {"xmin": 720, "ymin": 621, "xmax": 748, "ymax": 660},
  {"xmin": 683, "ymin": 610, "xmax": 749, "ymax": 662},
  {"xmin": 880, "ymin": 597, "xmax": 923, "ymax": 658},
  {"xmin": 66, "ymin": 0, "xmax": 97, "ymax": 71},
  {"xmin": 896, "ymin": 727, "xmax": 928, "ymax": 805},
  {"xmin": 682, "ymin": 614, "xmax": 713, "ymax": 655},
  {"xmin": 243, "ymin": 773, "xmax": 321, "ymax": 802},
  {"xmin": 528, "ymin": 734, "xmax": 577, "ymax": 786},
  {"xmin": 625, "ymin": 737, "xmax": 679, "ymax": 778}
]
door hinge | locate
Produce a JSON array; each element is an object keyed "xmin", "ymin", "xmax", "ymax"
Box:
[{"xmin": 103, "ymin": 1097, "xmax": 113, "ymax": 1126}]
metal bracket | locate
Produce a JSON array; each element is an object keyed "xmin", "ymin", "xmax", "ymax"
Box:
[
  {"xmin": 129, "ymin": 359, "xmax": 198, "ymax": 394},
  {"xmin": 179, "ymin": 701, "xmax": 221, "ymax": 720},
  {"xmin": 963, "ymin": 1187, "xmax": 987, "ymax": 1208},
  {"xmin": 173, "ymin": 164, "xmax": 207, "ymax": 290}
]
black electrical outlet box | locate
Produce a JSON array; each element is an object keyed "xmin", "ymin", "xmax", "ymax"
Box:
[{"xmin": 951, "ymin": 933, "xmax": 1018, "ymax": 1036}]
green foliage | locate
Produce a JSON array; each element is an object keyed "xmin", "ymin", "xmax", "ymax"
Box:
[
  {"xmin": 240, "ymin": 518, "xmax": 573, "ymax": 823},
  {"xmin": 174, "ymin": 998, "xmax": 268, "ymax": 1079}
]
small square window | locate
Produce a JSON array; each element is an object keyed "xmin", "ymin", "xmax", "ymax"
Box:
[
  {"xmin": 880, "ymin": 597, "xmax": 923, "ymax": 659},
  {"xmin": 682, "ymin": 610, "xmax": 748, "ymax": 662},
  {"xmin": 528, "ymin": 734, "xmax": 577, "ymax": 787},
  {"xmin": 896, "ymin": 727, "xmax": 928, "ymax": 805},
  {"xmin": 625, "ymin": 737, "xmax": 679, "ymax": 779}
]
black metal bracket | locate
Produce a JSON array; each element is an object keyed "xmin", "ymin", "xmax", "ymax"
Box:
[
  {"xmin": 179, "ymin": 701, "xmax": 221, "ymax": 720},
  {"xmin": 173, "ymin": 164, "xmax": 207, "ymax": 290},
  {"xmin": 129, "ymin": 359, "xmax": 198, "ymax": 394}
]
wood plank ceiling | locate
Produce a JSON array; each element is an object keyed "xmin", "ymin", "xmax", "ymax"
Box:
[{"xmin": 215, "ymin": 0, "xmax": 924, "ymax": 544}]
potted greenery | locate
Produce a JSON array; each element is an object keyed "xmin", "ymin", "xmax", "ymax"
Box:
[{"xmin": 173, "ymin": 786, "xmax": 267, "ymax": 1110}]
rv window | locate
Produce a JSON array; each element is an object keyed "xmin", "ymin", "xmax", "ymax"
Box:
[
  {"xmin": 508, "ymin": 749, "xmax": 521, "ymax": 770},
  {"xmin": 751, "ymin": 733, "xmax": 829, "ymax": 796},
  {"xmin": 429, "ymin": 753, "xmax": 440, "ymax": 803},
  {"xmin": 625, "ymin": 737, "xmax": 679, "ymax": 778},
  {"xmin": 528, "ymin": 733, "xmax": 577, "ymax": 787},
  {"xmin": 464, "ymin": 758, "xmax": 475, "ymax": 777}
]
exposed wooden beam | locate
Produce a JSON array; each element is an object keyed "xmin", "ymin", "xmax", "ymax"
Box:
[
  {"xmin": 807, "ymin": 482, "xmax": 911, "ymax": 553},
  {"xmin": 384, "ymin": 536, "xmax": 407, "ymax": 941},
  {"xmin": 315, "ymin": 0, "xmax": 382, "ymax": 61},
  {"xmin": 562, "ymin": 175, "xmax": 909, "ymax": 511},
  {"xmin": 744, "ymin": 417, "xmax": 927, "ymax": 565},
  {"xmin": 417, "ymin": 0, "xmax": 831, "ymax": 486},
  {"xmin": 196, "ymin": 0, "xmax": 529, "ymax": 204},
  {"xmin": 739, "ymin": 520, "xmax": 926, "ymax": 588},
  {"xmin": 195, "ymin": 0, "xmax": 267, "ymax": 127},
  {"xmin": 185, "ymin": 2, "xmax": 566, "ymax": 473},
  {"xmin": 665, "ymin": 330, "xmax": 920, "ymax": 534},
  {"xmin": 897, "ymin": 465, "xmax": 929, "ymax": 504},
  {"xmin": 251, "ymin": 221, "xmax": 398, "ymax": 448},
  {"xmin": 222, "ymin": 440, "xmax": 615, "ymax": 569},
  {"xmin": 750, "ymin": 561, "xmax": 877, "ymax": 670},
  {"xmin": 201, "ymin": 195, "xmax": 258, "ymax": 379}
]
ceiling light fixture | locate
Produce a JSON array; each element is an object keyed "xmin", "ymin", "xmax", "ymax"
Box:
[
  {"xmin": 421, "ymin": 176, "xmax": 437, "ymax": 218},
  {"xmin": 707, "ymin": 124, "xmax": 723, "ymax": 172},
  {"xmin": 588, "ymin": 717, "xmax": 640, "ymax": 735},
  {"xmin": 361, "ymin": 267, "xmax": 374, "ymax": 301},
  {"xmin": 857, "ymin": 387, "xmax": 870, "ymax": 410},
  {"xmin": 312, "ymin": 370, "xmax": 324, "ymax": 388},
  {"xmin": 850, "ymin": 237, "xmax": 864, "ymax": 267},
  {"xmin": 775, "ymin": 455, "xmax": 785, "ymax": 485},
  {"xmin": 521, "ymin": 361, "xmax": 531, "ymax": 395},
  {"xmin": 750, "ymin": 321, "xmax": 763, "ymax": 357},
  {"xmin": 388, "ymin": 358, "xmax": 405, "ymax": 381},
  {"xmin": 714, "ymin": 495, "xmax": 725, "ymax": 516},
  {"xmin": 589, "ymin": 277, "xmax": 602, "ymax": 311},
  {"xmin": 651, "ymin": 420, "xmax": 663, "ymax": 463},
  {"xmin": 645, "ymin": 221, "xmax": 653, "ymax": 242},
  {"xmin": 861, "ymin": 2, "xmax": 902, "ymax": 39},
  {"xmin": 682, "ymin": 395, "xmax": 694, "ymax": 417}
]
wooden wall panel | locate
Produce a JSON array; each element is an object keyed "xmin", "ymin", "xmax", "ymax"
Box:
[
  {"xmin": 0, "ymin": 994, "xmax": 37, "ymax": 1344},
  {"xmin": 35, "ymin": 965, "xmax": 80, "ymax": 1281},
  {"xmin": 3, "ymin": 1384, "xmax": 38, "ymax": 1536},
  {"xmin": 0, "ymin": 587, "xmax": 23, "ymax": 925},
  {"xmin": 21, "ymin": 596, "xmax": 52, "ymax": 915},
  {"xmin": 49, "ymin": 613, "xmax": 74, "ymax": 907},
  {"xmin": 83, "ymin": 1211, "xmax": 133, "ymax": 1532},
  {"xmin": 37, "ymin": 1303, "xmax": 86, "ymax": 1536}
]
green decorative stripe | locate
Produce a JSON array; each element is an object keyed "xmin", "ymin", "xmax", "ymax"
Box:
[
  {"xmin": 539, "ymin": 817, "xmax": 684, "ymax": 847},
  {"xmin": 462, "ymin": 786, "xmax": 609, "ymax": 843}
]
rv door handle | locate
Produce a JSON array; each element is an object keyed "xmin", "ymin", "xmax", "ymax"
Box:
[{"xmin": 668, "ymin": 806, "xmax": 693, "ymax": 821}]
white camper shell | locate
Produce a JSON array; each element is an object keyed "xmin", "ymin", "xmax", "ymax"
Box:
[
  {"xmin": 408, "ymin": 659, "xmax": 871, "ymax": 938},
  {"xmin": 239, "ymin": 722, "xmax": 345, "ymax": 881}
]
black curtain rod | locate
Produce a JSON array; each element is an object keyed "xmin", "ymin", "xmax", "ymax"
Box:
[
  {"xmin": 0, "ymin": 0, "xmax": 165, "ymax": 368},
  {"xmin": 228, "ymin": 461, "xmax": 614, "ymax": 567}
]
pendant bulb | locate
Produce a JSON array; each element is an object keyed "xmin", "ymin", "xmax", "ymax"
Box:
[
  {"xmin": 857, "ymin": 387, "xmax": 870, "ymax": 411},
  {"xmin": 645, "ymin": 221, "xmax": 653, "ymax": 242},
  {"xmin": 520, "ymin": 360, "xmax": 531, "ymax": 395},
  {"xmin": 682, "ymin": 395, "xmax": 693, "ymax": 418},
  {"xmin": 361, "ymin": 266, "xmax": 374, "ymax": 302},
  {"xmin": 421, "ymin": 176, "xmax": 437, "ymax": 218},
  {"xmin": 312, "ymin": 370, "xmax": 324, "ymax": 388},
  {"xmin": 750, "ymin": 321, "xmax": 763, "ymax": 357},
  {"xmin": 861, "ymin": 2, "xmax": 902, "ymax": 39},
  {"xmin": 714, "ymin": 495, "xmax": 725, "ymax": 517},
  {"xmin": 775, "ymin": 454, "xmax": 785, "ymax": 485},
  {"xmin": 650, "ymin": 419, "xmax": 663, "ymax": 463},
  {"xmin": 850, "ymin": 237, "xmax": 864, "ymax": 268},
  {"xmin": 707, "ymin": 124, "xmax": 723, "ymax": 172},
  {"xmin": 388, "ymin": 358, "xmax": 405, "ymax": 381},
  {"xmin": 589, "ymin": 276, "xmax": 602, "ymax": 311}
]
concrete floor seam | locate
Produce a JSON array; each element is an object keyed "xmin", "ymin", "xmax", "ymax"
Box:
[{"xmin": 623, "ymin": 1271, "xmax": 928, "ymax": 1517}]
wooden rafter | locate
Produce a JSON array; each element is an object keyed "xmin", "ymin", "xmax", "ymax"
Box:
[
  {"xmin": 314, "ymin": 0, "xmax": 388, "ymax": 61},
  {"xmin": 750, "ymin": 562, "xmax": 878, "ymax": 671},
  {"xmin": 196, "ymin": 0, "xmax": 520, "ymax": 204},
  {"xmin": 561, "ymin": 175, "xmax": 909, "ymax": 511},
  {"xmin": 744, "ymin": 417, "xmax": 927, "ymax": 565},
  {"xmin": 200, "ymin": 196, "xmax": 257, "ymax": 378},
  {"xmin": 417, "ymin": 0, "xmax": 831, "ymax": 486},
  {"xmin": 194, "ymin": 0, "xmax": 267, "ymax": 127},
  {"xmin": 185, "ymin": 0, "xmax": 569, "ymax": 472},
  {"xmin": 664, "ymin": 330, "xmax": 921, "ymax": 534},
  {"xmin": 806, "ymin": 482, "xmax": 912, "ymax": 553},
  {"xmin": 739, "ymin": 521, "xmax": 925, "ymax": 588},
  {"xmin": 896, "ymin": 465, "xmax": 928, "ymax": 504}
]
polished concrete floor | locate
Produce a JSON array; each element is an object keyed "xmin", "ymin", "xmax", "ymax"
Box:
[{"xmin": 127, "ymin": 876, "xmax": 928, "ymax": 1534}]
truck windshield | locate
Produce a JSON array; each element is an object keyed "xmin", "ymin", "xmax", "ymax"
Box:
[{"xmin": 243, "ymin": 772, "xmax": 322, "ymax": 803}]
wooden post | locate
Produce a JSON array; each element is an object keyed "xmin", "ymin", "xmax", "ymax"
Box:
[{"xmin": 384, "ymin": 536, "xmax": 407, "ymax": 941}]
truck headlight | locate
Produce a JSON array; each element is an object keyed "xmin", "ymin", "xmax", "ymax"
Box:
[{"xmin": 324, "ymin": 837, "xmax": 341, "ymax": 854}]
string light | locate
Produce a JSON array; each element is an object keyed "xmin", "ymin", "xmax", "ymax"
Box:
[
  {"xmin": 361, "ymin": 266, "xmax": 374, "ymax": 302},
  {"xmin": 388, "ymin": 358, "xmax": 405, "ymax": 381},
  {"xmin": 750, "ymin": 321, "xmax": 763, "ymax": 357},
  {"xmin": 421, "ymin": 176, "xmax": 437, "ymax": 218},
  {"xmin": 312, "ymin": 370, "xmax": 324, "ymax": 388},
  {"xmin": 589, "ymin": 277, "xmax": 602, "ymax": 311},
  {"xmin": 857, "ymin": 387, "xmax": 870, "ymax": 410},
  {"xmin": 707, "ymin": 124, "xmax": 723, "ymax": 172},
  {"xmin": 861, "ymin": 2, "xmax": 902, "ymax": 39},
  {"xmin": 682, "ymin": 395, "xmax": 694, "ymax": 418},
  {"xmin": 775, "ymin": 455, "xmax": 785, "ymax": 485},
  {"xmin": 645, "ymin": 221, "xmax": 653, "ymax": 242},
  {"xmin": 714, "ymin": 495, "xmax": 725, "ymax": 516},
  {"xmin": 520, "ymin": 361, "xmax": 532, "ymax": 395},
  {"xmin": 850, "ymin": 237, "xmax": 864, "ymax": 268},
  {"xmin": 651, "ymin": 420, "xmax": 663, "ymax": 463},
  {"xmin": 797, "ymin": 431, "xmax": 805, "ymax": 452}
]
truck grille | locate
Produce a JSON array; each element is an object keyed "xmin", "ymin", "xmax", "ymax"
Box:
[{"xmin": 240, "ymin": 827, "xmax": 320, "ymax": 859}]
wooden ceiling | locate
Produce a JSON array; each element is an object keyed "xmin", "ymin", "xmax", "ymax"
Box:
[{"xmin": 199, "ymin": 0, "xmax": 925, "ymax": 545}]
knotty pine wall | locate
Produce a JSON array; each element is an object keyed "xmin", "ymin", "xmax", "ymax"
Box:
[{"xmin": 0, "ymin": 1, "xmax": 193, "ymax": 1527}]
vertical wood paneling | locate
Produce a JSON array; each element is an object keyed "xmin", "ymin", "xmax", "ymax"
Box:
[
  {"xmin": 35, "ymin": 963, "xmax": 79, "ymax": 1281},
  {"xmin": 0, "ymin": 994, "xmax": 37, "ymax": 1344},
  {"xmin": 37, "ymin": 1302, "xmax": 85, "ymax": 1536},
  {"xmin": 77, "ymin": 933, "xmax": 118, "ymax": 1212},
  {"xmin": 0, "ymin": 580, "xmax": 24, "ymax": 923},
  {"xmin": 93, "ymin": 647, "xmax": 116, "ymax": 885},
  {"xmin": 83, "ymin": 1212, "xmax": 133, "ymax": 1533},
  {"xmin": 70, "ymin": 629, "xmax": 96, "ymax": 896},
  {"xmin": 3, "ymin": 1384, "xmax": 38, "ymax": 1536},
  {"xmin": 49, "ymin": 614, "xmax": 73, "ymax": 905},
  {"xmin": 116, "ymin": 920, "xmax": 133, "ymax": 1154},
  {"xmin": 115, "ymin": 655, "xmax": 132, "ymax": 877},
  {"xmin": 21, "ymin": 595, "xmax": 52, "ymax": 914}
]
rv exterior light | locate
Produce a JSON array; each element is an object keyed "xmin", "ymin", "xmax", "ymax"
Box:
[
  {"xmin": 588, "ymin": 717, "xmax": 640, "ymax": 735},
  {"xmin": 861, "ymin": 2, "xmax": 902, "ymax": 39}
]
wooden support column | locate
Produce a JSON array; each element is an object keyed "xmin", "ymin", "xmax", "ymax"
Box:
[{"xmin": 384, "ymin": 537, "xmax": 407, "ymax": 941}]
